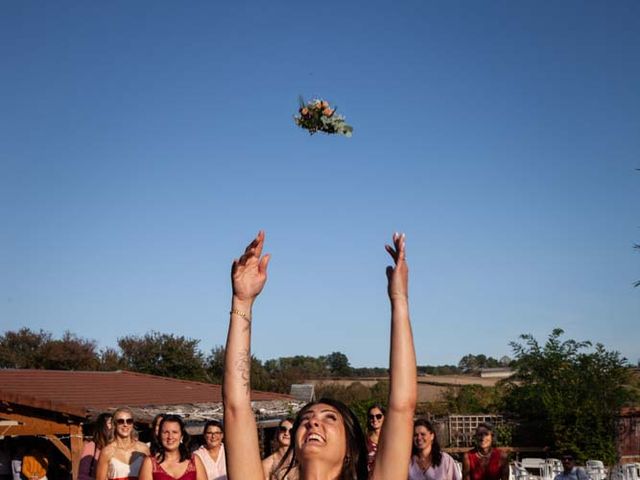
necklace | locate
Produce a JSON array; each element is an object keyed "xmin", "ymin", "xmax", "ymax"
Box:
[{"xmin": 476, "ymin": 449, "xmax": 492, "ymax": 459}]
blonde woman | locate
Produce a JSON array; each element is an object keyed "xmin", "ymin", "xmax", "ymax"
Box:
[{"xmin": 96, "ymin": 408, "xmax": 149, "ymax": 480}]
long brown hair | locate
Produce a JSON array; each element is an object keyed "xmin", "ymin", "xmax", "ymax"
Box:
[
  {"xmin": 277, "ymin": 398, "xmax": 368, "ymax": 480},
  {"xmin": 93, "ymin": 413, "xmax": 113, "ymax": 449}
]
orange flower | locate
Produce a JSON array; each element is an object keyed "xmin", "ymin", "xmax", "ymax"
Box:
[
  {"xmin": 301, "ymin": 107, "xmax": 309, "ymax": 116},
  {"xmin": 321, "ymin": 100, "xmax": 329, "ymax": 109},
  {"xmin": 322, "ymin": 108, "xmax": 334, "ymax": 117}
]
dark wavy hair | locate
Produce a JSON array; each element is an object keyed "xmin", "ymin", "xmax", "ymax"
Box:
[
  {"xmin": 366, "ymin": 404, "xmax": 386, "ymax": 433},
  {"xmin": 149, "ymin": 414, "xmax": 165, "ymax": 456},
  {"xmin": 278, "ymin": 398, "xmax": 368, "ymax": 480},
  {"xmin": 93, "ymin": 413, "xmax": 113, "ymax": 450},
  {"xmin": 156, "ymin": 415, "xmax": 191, "ymax": 463},
  {"xmin": 413, "ymin": 419, "xmax": 443, "ymax": 467}
]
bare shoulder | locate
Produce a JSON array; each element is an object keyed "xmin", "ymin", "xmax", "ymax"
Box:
[
  {"xmin": 135, "ymin": 441, "xmax": 150, "ymax": 454},
  {"xmin": 101, "ymin": 444, "xmax": 116, "ymax": 456}
]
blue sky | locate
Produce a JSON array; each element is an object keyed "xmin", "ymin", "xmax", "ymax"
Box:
[{"xmin": 1, "ymin": 1, "xmax": 638, "ymax": 368}]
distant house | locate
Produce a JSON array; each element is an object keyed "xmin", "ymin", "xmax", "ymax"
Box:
[
  {"xmin": 478, "ymin": 368, "xmax": 515, "ymax": 379},
  {"xmin": 0, "ymin": 369, "xmax": 299, "ymax": 479},
  {"xmin": 618, "ymin": 406, "xmax": 640, "ymax": 463}
]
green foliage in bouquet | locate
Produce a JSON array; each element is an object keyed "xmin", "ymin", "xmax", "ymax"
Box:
[{"xmin": 294, "ymin": 97, "xmax": 353, "ymax": 137}]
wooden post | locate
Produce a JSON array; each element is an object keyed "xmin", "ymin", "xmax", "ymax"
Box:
[{"xmin": 70, "ymin": 424, "xmax": 84, "ymax": 480}]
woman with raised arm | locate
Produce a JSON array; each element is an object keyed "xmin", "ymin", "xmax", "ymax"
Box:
[{"xmin": 223, "ymin": 231, "xmax": 416, "ymax": 480}]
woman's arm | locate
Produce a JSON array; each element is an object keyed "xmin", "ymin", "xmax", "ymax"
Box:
[
  {"xmin": 94, "ymin": 445, "xmax": 112, "ymax": 480},
  {"xmin": 138, "ymin": 457, "xmax": 153, "ymax": 480},
  {"xmin": 371, "ymin": 233, "xmax": 417, "ymax": 480},
  {"xmin": 261, "ymin": 455, "xmax": 273, "ymax": 480},
  {"xmin": 223, "ymin": 231, "xmax": 271, "ymax": 480},
  {"xmin": 193, "ymin": 455, "xmax": 207, "ymax": 480}
]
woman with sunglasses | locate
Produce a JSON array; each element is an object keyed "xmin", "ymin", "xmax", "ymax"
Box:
[
  {"xmin": 365, "ymin": 405, "xmax": 385, "ymax": 476},
  {"xmin": 139, "ymin": 415, "xmax": 206, "ymax": 480},
  {"xmin": 96, "ymin": 408, "xmax": 150, "ymax": 480},
  {"xmin": 462, "ymin": 423, "xmax": 508, "ymax": 480},
  {"xmin": 193, "ymin": 421, "xmax": 227, "ymax": 480},
  {"xmin": 262, "ymin": 419, "xmax": 297, "ymax": 480},
  {"xmin": 223, "ymin": 231, "xmax": 417, "ymax": 480},
  {"xmin": 409, "ymin": 419, "xmax": 460, "ymax": 480}
]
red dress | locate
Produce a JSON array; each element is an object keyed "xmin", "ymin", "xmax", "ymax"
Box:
[
  {"xmin": 151, "ymin": 457, "xmax": 197, "ymax": 480},
  {"xmin": 466, "ymin": 449, "xmax": 504, "ymax": 480}
]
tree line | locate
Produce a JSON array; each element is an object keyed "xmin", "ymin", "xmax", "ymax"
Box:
[
  {"xmin": 1, "ymin": 327, "xmax": 637, "ymax": 463},
  {"xmin": 0, "ymin": 328, "xmax": 509, "ymax": 390}
]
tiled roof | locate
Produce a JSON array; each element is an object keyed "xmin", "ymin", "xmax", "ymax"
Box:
[{"xmin": 0, "ymin": 369, "xmax": 290, "ymax": 418}]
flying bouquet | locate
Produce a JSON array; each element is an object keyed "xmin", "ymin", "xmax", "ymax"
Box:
[{"xmin": 294, "ymin": 97, "xmax": 353, "ymax": 137}]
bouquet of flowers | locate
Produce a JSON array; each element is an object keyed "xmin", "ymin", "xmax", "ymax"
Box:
[{"xmin": 294, "ymin": 97, "xmax": 353, "ymax": 137}]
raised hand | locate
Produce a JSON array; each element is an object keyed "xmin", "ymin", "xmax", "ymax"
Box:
[
  {"xmin": 385, "ymin": 232, "xmax": 408, "ymax": 301},
  {"xmin": 231, "ymin": 231, "xmax": 270, "ymax": 304}
]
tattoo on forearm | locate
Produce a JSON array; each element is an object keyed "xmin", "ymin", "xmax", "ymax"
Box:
[{"xmin": 235, "ymin": 349, "xmax": 251, "ymax": 394}]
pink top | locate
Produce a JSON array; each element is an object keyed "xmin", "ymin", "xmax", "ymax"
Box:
[
  {"xmin": 409, "ymin": 452, "xmax": 461, "ymax": 480},
  {"xmin": 78, "ymin": 442, "xmax": 101, "ymax": 480}
]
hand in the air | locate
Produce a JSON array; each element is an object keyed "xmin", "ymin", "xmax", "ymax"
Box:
[
  {"xmin": 385, "ymin": 232, "xmax": 408, "ymax": 301},
  {"xmin": 231, "ymin": 231, "xmax": 270, "ymax": 303}
]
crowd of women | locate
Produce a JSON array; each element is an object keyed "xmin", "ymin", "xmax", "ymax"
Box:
[{"xmin": 77, "ymin": 232, "xmax": 510, "ymax": 480}]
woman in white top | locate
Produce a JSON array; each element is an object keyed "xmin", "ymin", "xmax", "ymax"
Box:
[
  {"xmin": 95, "ymin": 408, "xmax": 149, "ymax": 480},
  {"xmin": 409, "ymin": 419, "xmax": 460, "ymax": 480},
  {"xmin": 193, "ymin": 421, "xmax": 227, "ymax": 480}
]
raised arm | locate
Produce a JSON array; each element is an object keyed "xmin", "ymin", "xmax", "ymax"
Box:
[
  {"xmin": 371, "ymin": 233, "xmax": 417, "ymax": 480},
  {"xmin": 223, "ymin": 231, "xmax": 270, "ymax": 480}
]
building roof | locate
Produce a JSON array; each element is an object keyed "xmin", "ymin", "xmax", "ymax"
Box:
[{"xmin": 0, "ymin": 369, "xmax": 291, "ymax": 419}]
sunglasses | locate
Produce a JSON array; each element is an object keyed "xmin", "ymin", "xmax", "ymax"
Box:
[
  {"xmin": 278, "ymin": 426, "xmax": 292, "ymax": 433},
  {"xmin": 368, "ymin": 413, "xmax": 383, "ymax": 421},
  {"xmin": 115, "ymin": 418, "xmax": 134, "ymax": 425}
]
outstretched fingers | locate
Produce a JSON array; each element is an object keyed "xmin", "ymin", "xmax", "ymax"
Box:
[{"xmin": 385, "ymin": 232, "xmax": 406, "ymax": 265}]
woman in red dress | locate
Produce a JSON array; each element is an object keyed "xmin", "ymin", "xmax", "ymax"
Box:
[
  {"xmin": 139, "ymin": 415, "xmax": 206, "ymax": 480},
  {"xmin": 462, "ymin": 423, "xmax": 509, "ymax": 480}
]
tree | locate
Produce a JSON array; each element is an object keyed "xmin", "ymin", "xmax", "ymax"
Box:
[
  {"xmin": 39, "ymin": 331, "xmax": 100, "ymax": 370},
  {"xmin": 458, "ymin": 353, "xmax": 501, "ymax": 372},
  {"xmin": 503, "ymin": 328, "xmax": 635, "ymax": 464},
  {"xmin": 0, "ymin": 328, "xmax": 100, "ymax": 370},
  {"xmin": 323, "ymin": 352, "xmax": 352, "ymax": 376},
  {"xmin": 118, "ymin": 331, "xmax": 208, "ymax": 381},
  {"xmin": 0, "ymin": 328, "xmax": 52, "ymax": 368}
]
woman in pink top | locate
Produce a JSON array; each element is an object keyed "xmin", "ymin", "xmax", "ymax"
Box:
[
  {"xmin": 409, "ymin": 419, "xmax": 460, "ymax": 480},
  {"xmin": 79, "ymin": 413, "xmax": 113, "ymax": 480}
]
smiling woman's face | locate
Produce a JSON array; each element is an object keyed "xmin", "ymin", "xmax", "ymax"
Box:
[
  {"xmin": 113, "ymin": 413, "xmax": 134, "ymax": 439},
  {"xmin": 475, "ymin": 427, "xmax": 493, "ymax": 450},
  {"xmin": 204, "ymin": 425, "xmax": 223, "ymax": 449},
  {"xmin": 295, "ymin": 403, "xmax": 346, "ymax": 469},
  {"xmin": 277, "ymin": 420, "xmax": 293, "ymax": 448},
  {"xmin": 160, "ymin": 421, "xmax": 183, "ymax": 452}
]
